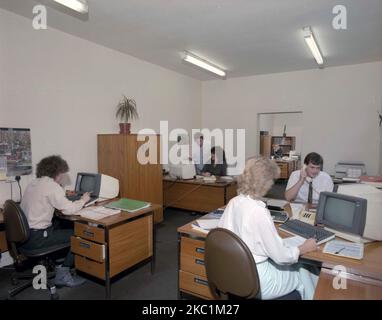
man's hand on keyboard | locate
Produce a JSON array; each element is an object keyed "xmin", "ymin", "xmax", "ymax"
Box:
[
  {"xmin": 81, "ymin": 192, "xmax": 91, "ymax": 204},
  {"xmin": 298, "ymin": 238, "xmax": 318, "ymax": 255}
]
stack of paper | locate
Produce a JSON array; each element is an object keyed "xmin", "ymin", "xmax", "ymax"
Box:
[
  {"xmin": 77, "ymin": 206, "xmax": 121, "ymax": 221},
  {"xmin": 283, "ymin": 235, "xmax": 306, "ymax": 248},
  {"xmin": 192, "ymin": 218, "xmax": 220, "ymax": 233}
]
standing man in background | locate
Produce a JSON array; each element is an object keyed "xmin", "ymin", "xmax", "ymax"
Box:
[{"xmin": 192, "ymin": 133, "xmax": 211, "ymax": 175}]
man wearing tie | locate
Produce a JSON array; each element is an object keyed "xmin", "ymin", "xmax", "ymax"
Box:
[{"xmin": 285, "ymin": 152, "xmax": 333, "ymax": 205}]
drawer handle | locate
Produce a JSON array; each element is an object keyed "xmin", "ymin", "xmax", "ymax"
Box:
[
  {"xmin": 194, "ymin": 277, "xmax": 208, "ymax": 286},
  {"xmin": 79, "ymin": 242, "xmax": 91, "ymax": 249},
  {"xmin": 195, "ymin": 259, "xmax": 204, "ymax": 266},
  {"xmin": 83, "ymin": 230, "xmax": 95, "ymax": 238},
  {"xmin": 195, "ymin": 247, "xmax": 205, "ymax": 254}
]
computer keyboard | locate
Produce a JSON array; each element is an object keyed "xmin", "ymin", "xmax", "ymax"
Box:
[
  {"xmin": 66, "ymin": 194, "xmax": 98, "ymax": 206},
  {"xmin": 279, "ymin": 219, "xmax": 335, "ymax": 245}
]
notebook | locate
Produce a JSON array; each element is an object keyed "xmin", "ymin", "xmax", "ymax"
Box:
[
  {"xmin": 104, "ymin": 198, "xmax": 151, "ymax": 212},
  {"xmin": 323, "ymin": 240, "xmax": 364, "ymax": 260}
]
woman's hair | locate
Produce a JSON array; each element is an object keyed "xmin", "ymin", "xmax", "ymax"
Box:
[
  {"xmin": 211, "ymin": 146, "xmax": 226, "ymax": 164},
  {"xmin": 237, "ymin": 157, "xmax": 280, "ymax": 199},
  {"xmin": 36, "ymin": 155, "xmax": 69, "ymax": 179}
]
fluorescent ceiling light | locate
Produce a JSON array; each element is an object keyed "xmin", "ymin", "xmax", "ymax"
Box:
[
  {"xmin": 303, "ymin": 26, "xmax": 324, "ymax": 67},
  {"xmin": 183, "ymin": 52, "xmax": 226, "ymax": 77},
  {"xmin": 54, "ymin": 0, "xmax": 88, "ymax": 14}
]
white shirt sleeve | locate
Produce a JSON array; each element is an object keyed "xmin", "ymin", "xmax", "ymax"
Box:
[
  {"xmin": 285, "ymin": 170, "xmax": 300, "ymax": 191},
  {"xmin": 321, "ymin": 173, "xmax": 334, "ymax": 192},
  {"xmin": 49, "ymin": 184, "xmax": 86, "ymax": 215},
  {"xmin": 253, "ymin": 211, "xmax": 300, "ymax": 265}
]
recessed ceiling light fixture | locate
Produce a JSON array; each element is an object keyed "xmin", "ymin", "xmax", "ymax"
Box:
[
  {"xmin": 303, "ymin": 26, "xmax": 324, "ymax": 67},
  {"xmin": 183, "ymin": 52, "xmax": 226, "ymax": 78},
  {"xmin": 53, "ymin": 0, "xmax": 88, "ymax": 14}
]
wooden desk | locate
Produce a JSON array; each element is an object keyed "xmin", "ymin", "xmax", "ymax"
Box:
[
  {"xmin": 314, "ymin": 268, "xmax": 382, "ymax": 300},
  {"xmin": 61, "ymin": 204, "xmax": 159, "ymax": 299},
  {"xmin": 177, "ymin": 211, "xmax": 382, "ymax": 300},
  {"xmin": 163, "ymin": 176, "xmax": 237, "ymax": 213}
]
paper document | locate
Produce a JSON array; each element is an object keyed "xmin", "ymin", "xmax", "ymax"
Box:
[
  {"xmin": 195, "ymin": 218, "xmax": 220, "ymax": 230},
  {"xmin": 77, "ymin": 206, "xmax": 121, "ymax": 221},
  {"xmin": 290, "ymin": 203, "xmax": 304, "ymax": 219},
  {"xmin": 283, "ymin": 235, "xmax": 306, "ymax": 248},
  {"xmin": 323, "ymin": 240, "xmax": 364, "ymax": 260},
  {"xmin": 191, "ymin": 224, "xmax": 209, "ymax": 234}
]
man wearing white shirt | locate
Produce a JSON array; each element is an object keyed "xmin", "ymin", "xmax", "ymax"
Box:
[
  {"xmin": 21, "ymin": 155, "xmax": 90, "ymax": 287},
  {"xmin": 285, "ymin": 152, "xmax": 333, "ymax": 204}
]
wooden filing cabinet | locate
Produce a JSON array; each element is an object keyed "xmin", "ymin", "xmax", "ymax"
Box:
[
  {"xmin": 98, "ymin": 134, "xmax": 163, "ymax": 223},
  {"xmin": 178, "ymin": 236, "xmax": 214, "ymax": 299}
]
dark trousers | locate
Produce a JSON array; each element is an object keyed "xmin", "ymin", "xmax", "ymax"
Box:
[{"xmin": 21, "ymin": 219, "xmax": 74, "ymax": 267}]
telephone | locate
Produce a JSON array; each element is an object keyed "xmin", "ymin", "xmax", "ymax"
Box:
[
  {"xmin": 298, "ymin": 210, "xmax": 316, "ymax": 225},
  {"xmin": 302, "ymin": 164, "xmax": 312, "ymax": 183}
]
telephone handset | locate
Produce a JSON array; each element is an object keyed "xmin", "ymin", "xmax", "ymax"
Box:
[{"xmin": 302, "ymin": 164, "xmax": 313, "ymax": 183}]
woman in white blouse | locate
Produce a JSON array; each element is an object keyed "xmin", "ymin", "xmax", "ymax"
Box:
[{"xmin": 218, "ymin": 157, "xmax": 318, "ymax": 300}]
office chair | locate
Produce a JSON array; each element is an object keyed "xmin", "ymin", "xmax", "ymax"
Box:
[
  {"xmin": 3, "ymin": 200, "xmax": 69, "ymax": 299},
  {"xmin": 205, "ymin": 228, "xmax": 301, "ymax": 300}
]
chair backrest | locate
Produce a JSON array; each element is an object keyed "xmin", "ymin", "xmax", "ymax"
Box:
[
  {"xmin": 3, "ymin": 200, "xmax": 30, "ymax": 263},
  {"xmin": 205, "ymin": 228, "xmax": 260, "ymax": 299}
]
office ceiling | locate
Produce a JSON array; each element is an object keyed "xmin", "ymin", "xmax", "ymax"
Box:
[{"xmin": 1, "ymin": 0, "xmax": 382, "ymax": 80}]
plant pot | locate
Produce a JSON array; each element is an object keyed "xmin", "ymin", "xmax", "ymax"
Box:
[{"xmin": 119, "ymin": 123, "xmax": 131, "ymax": 134}]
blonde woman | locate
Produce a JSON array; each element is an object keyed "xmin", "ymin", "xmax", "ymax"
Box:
[{"xmin": 218, "ymin": 157, "xmax": 318, "ymax": 300}]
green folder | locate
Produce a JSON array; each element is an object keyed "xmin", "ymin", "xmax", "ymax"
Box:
[{"xmin": 104, "ymin": 198, "xmax": 151, "ymax": 212}]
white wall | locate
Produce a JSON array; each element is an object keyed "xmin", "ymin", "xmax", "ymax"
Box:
[
  {"xmin": 202, "ymin": 61, "xmax": 382, "ymax": 175},
  {"xmin": 0, "ymin": 8, "xmax": 201, "ymax": 204}
]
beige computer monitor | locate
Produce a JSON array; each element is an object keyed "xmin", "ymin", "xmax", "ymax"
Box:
[{"xmin": 337, "ymin": 184, "xmax": 382, "ymax": 242}]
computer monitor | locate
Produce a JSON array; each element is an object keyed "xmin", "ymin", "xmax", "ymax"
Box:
[
  {"xmin": 169, "ymin": 163, "xmax": 196, "ymax": 180},
  {"xmin": 75, "ymin": 172, "xmax": 119, "ymax": 199},
  {"xmin": 317, "ymin": 185, "xmax": 382, "ymax": 243}
]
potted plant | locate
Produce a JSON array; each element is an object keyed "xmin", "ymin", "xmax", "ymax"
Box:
[{"xmin": 115, "ymin": 95, "xmax": 139, "ymax": 134}]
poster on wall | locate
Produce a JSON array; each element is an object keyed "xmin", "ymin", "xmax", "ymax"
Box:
[{"xmin": 0, "ymin": 128, "xmax": 32, "ymax": 177}]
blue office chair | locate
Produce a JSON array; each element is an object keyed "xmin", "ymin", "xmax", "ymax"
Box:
[
  {"xmin": 205, "ymin": 228, "xmax": 301, "ymax": 300},
  {"xmin": 3, "ymin": 200, "xmax": 69, "ymax": 299}
]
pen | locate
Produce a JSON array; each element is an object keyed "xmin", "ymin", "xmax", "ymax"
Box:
[{"xmin": 335, "ymin": 247, "xmax": 346, "ymax": 254}]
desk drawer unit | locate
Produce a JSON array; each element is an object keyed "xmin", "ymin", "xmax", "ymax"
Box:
[
  {"xmin": 75, "ymin": 255, "xmax": 106, "ymax": 280},
  {"xmin": 179, "ymin": 237, "xmax": 214, "ymax": 299},
  {"xmin": 74, "ymin": 222, "xmax": 105, "ymax": 243},
  {"xmin": 71, "ymin": 236, "xmax": 105, "ymax": 263},
  {"xmin": 180, "ymin": 237, "xmax": 206, "ymax": 277},
  {"xmin": 179, "ymin": 271, "xmax": 214, "ymax": 300}
]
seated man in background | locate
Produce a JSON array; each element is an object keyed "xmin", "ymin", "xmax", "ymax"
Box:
[
  {"xmin": 21, "ymin": 155, "xmax": 91, "ymax": 287},
  {"xmin": 272, "ymin": 144, "xmax": 283, "ymax": 158},
  {"xmin": 192, "ymin": 133, "xmax": 211, "ymax": 175},
  {"xmin": 202, "ymin": 146, "xmax": 227, "ymax": 177},
  {"xmin": 285, "ymin": 152, "xmax": 333, "ymax": 204}
]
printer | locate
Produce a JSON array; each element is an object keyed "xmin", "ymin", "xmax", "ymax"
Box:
[{"xmin": 334, "ymin": 161, "xmax": 366, "ymax": 179}]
